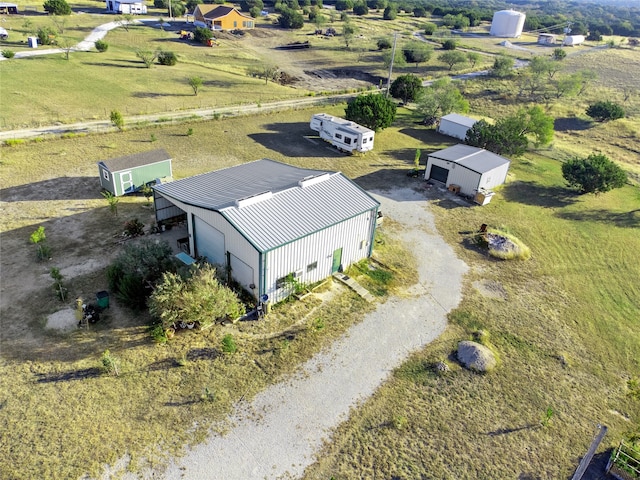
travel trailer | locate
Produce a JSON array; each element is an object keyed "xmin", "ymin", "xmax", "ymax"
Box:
[{"xmin": 310, "ymin": 113, "xmax": 375, "ymax": 153}]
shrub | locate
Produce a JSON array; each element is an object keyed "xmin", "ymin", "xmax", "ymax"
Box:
[
  {"xmin": 561, "ymin": 153, "xmax": 627, "ymax": 194},
  {"xmin": 423, "ymin": 22, "xmax": 437, "ymax": 35},
  {"xmin": 158, "ymin": 50, "xmax": 178, "ymax": 66},
  {"xmin": 94, "ymin": 40, "xmax": 108, "ymax": 52},
  {"xmin": 37, "ymin": 26, "xmax": 57, "ymax": 46},
  {"xmin": 43, "ymin": 0, "xmax": 71, "ymax": 15},
  {"xmin": 352, "ymin": 1, "xmax": 368, "ymax": 15},
  {"xmin": 221, "ymin": 334, "xmax": 238, "ymax": 353},
  {"xmin": 586, "ymin": 101, "xmax": 625, "ymax": 122},
  {"xmin": 5, "ymin": 139, "xmax": 25, "ymax": 146},
  {"xmin": 123, "ymin": 219, "xmax": 145, "ymax": 237},
  {"xmin": 377, "ymin": 38, "xmax": 392, "ymax": 50},
  {"xmin": 382, "ymin": 5, "xmax": 396, "ymax": 20},
  {"xmin": 101, "ymin": 350, "xmax": 120, "ymax": 376},
  {"xmin": 193, "ymin": 26, "xmax": 213, "ymax": 44},
  {"xmin": 2, "ymin": 49, "xmax": 15, "ymax": 59},
  {"xmin": 442, "ymin": 39, "xmax": 457, "ymax": 50},
  {"xmin": 110, "ymin": 110, "xmax": 124, "ymax": 130}
]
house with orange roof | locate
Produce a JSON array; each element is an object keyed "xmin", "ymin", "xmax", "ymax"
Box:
[{"xmin": 192, "ymin": 4, "xmax": 254, "ymax": 31}]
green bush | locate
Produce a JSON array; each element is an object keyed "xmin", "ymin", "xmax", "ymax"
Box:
[
  {"xmin": 94, "ymin": 40, "xmax": 108, "ymax": 52},
  {"xmin": 5, "ymin": 139, "xmax": 25, "ymax": 146},
  {"xmin": 423, "ymin": 22, "xmax": 437, "ymax": 35},
  {"xmin": 442, "ymin": 39, "xmax": 457, "ymax": 50},
  {"xmin": 37, "ymin": 26, "xmax": 57, "ymax": 46},
  {"xmin": 2, "ymin": 49, "xmax": 16, "ymax": 59},
  {"xmin": 377, "ymin": 38, "xmax": 392, "ymax": 50},
  {"xmin": 158, "ymin": 50, "xmax": 178, "ymax": 66},
  {"xmin": 101, "ymin": 350, "xmax": 120, "ymax": 376},
  {"xmin": 586, "ymin": 101, "xmax": 625, "ymax": 122},
  {"xmin": 562, "ymin": 153, "xmax": 627, "ymax": 194},
  {"xmin": 43, "ymin": 0, "xmax": 71, "ymax": 15},
  {"xmin": 382, "ymin": 5, "xmax": 396, "ymax": 19},
  {"xmin": 193, "ymin": 26, "xmax": 212, "ymax": 44},
  {"xmin": 221, "ymin": 334, "xmax": 238, "ymax": 353}
]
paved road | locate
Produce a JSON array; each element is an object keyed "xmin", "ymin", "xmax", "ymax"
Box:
[{"xmin": 137, "ymin": 188, "xmax": 468, "ymax": 480}]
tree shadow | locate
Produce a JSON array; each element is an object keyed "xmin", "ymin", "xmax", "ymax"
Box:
[
  {"xmin": 186, "ymin": 347, "xmax": 220, "ymax": 362},
  {"xmin": 131, "ymin": 92, "xmax": 192, "ymax": 98},
  {"xmin": 501, "ymin": 181, "xmax": 577, "ymax": 208},
  {"xmin": 81, "ymin": 60, "xmax": 148, "ymax": 69},
  {"xmin": 557, "ymin": 208, "xmax": 640, "ymax": 229},
  {"xmin": 34, "ymin": 367, "xmax": 102, "ymax": 383},
  {"xmin": 0, "ymin": 177, "xmax": 101, "ymax": 202},
  {"xmin": 487, "ymin": 424, "xmax": 540, "ymax": 436},
  {"xmin": 554, "ymin": 117, "xmax": 592, "ymax": 132},
  {"xmin": 249, "ymin": 121, "xmax": 346, "ymax": 158}
]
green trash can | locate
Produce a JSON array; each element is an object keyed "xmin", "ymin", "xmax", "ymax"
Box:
[{"xmin": 96, "ymin": 291, "xmax": 109, "ymax": 309}]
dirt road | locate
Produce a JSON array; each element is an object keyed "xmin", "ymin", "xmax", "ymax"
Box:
[{"xmin": 108, "ymin": 187, "xmax": 468, "ymax": 480}]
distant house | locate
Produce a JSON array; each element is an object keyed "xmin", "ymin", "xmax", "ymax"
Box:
[
  {"xmin": 437, "ymin": 114, "xmax": 478, "ymax": 141},
  {"xmin": 98, "ymin": 149, "xmax": 172, "ymax": 197},
  {"xmin": 192, "ymin": 4, "xmax": 254, "ymax": 30},
  {"xmin": 105, "ymin": 0, "xmax": 147, "ymax": 14},
  {"xmin": 537, "ymin": 33, "xmax": 557, "ymax": 45},
  {"xmin": 424, "ymin": 144, "xmax": 510, "ymax": 200},
  {"xmin": 153, "ymin": 159, "xmax": 380, "ymax": 303},
  {"xmin": 0, "ymin": 2, "xmax": 18, "ymax": 14}
]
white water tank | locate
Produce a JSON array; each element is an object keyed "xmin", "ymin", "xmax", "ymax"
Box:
[
  {"xmin": 563, "ymin": 35, "xmax": 585, "ymax": 46},
  {"xmin": 490, "ymin": 10, "xmax": 526, "ymax": 38}
]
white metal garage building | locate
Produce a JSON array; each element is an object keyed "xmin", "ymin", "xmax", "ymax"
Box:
[
  {"xmin": 437, "ymin": 114, "xmax": 478, "ymax": 141},
  {"xmin": 424, "ymin": 144, "xmax": 511, "ymax": 197},
  {"xmin": 153, "ymin": 159, "xmax": 380, "ymax": 304}
]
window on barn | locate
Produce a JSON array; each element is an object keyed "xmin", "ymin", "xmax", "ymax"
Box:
[
  {"xmin": 307, "ymin": 261, "xmax": 317, "ymax": 272},
  {"xmin": 102, "ymin": 169, "xmax": 110, "ymax": 181},
  {"xmin": 276, "ymin": 276, "xmax": 287, "ymax": 289}
]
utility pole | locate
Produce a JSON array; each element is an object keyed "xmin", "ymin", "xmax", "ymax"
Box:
[{"xmin": 385, "ymin": 32, "xmax": 397, "ymax": 97}]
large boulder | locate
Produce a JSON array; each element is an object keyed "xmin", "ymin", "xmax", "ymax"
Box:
[{"xmin": 457, "ymin": 340, "xmax": 497, "ymax": 373}]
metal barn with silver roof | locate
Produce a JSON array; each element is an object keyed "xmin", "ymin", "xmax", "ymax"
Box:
[{"xmin": 153, "ymin": 159, "xmax": 380, "ymax": 304}]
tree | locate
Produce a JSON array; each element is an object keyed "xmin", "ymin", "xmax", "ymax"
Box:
[
  {"xmin": 345, "ymin": 94, "xmax": 396, "ymax": 131},
  {"xmin": 278, "ymin": 7, "xmax": 304, "ymax": 28},
  {"xmin": 116, "ymin": 14, "xmax": 134, "ymax": 32},
  {"xmin": 438, "ymin": 51, "xmax": 466, "ymax": 70},
  {"xmin": 382, "ymin": 47, "xmax": 406, "ymax": 69},
  {"xmin": 390, "ymin": 74, "xmax": 423, "ymax": 104},
  {"xmin": 416, "ymin": 77, "xmax": 468, "ymax": 122},
  {"xmin": 342, "ymin": 22, "xmax": 356, "ymax": 48},
  {"xmin": 586, "ymin": 101, "xmax": 625, "ymax": 122},
  {"xmin": 423, "ymin": 22, "xmax": 437, "ymax": 35},
  {"xmin": 413, "ymin": 6, "xmax": 425, "ymax": 17},
  {"xmin": 37, "ymin": 26, "xmax": 57, "ymax": 46},
  {"xmin": 382, "ymin": 5, "xmax": 396, "ymax": 20},
  {"xmin": 43, "ymin": 0, "xmax": 71, "ymax": 15},
  {"xmin": 30, "ymin": 226, "xmax": 50, "ymax": 261},
  {"xmin": 107, "ymin": 239, "xmax": 176, "ymax": 309},
  {"xmin": 466, "ymin": 51, "xmax": 480, "ymax": 67},
  {"xmin": 551, "ymin": 73, "xmax": 582, "ymax": 99},
  {"xmin": 352, "ymin": 1, "xmax": 368, "ymax": 15},
  {"xmin": 136, "ymin": 49, "xmax": 158, "ymax": 68},
  {"xmin": 59, "ymin": 37, "xmax": 74, "ymax": 60},
  {"xmin": 465, "ymin": 106, "xmax": 554, "ymax": 156},
  {"xmin": 188, "ymin": 76, "xmax": 203, "ymax": 95},
  {"xmin": 240, "ymin": 0, "xmax": 263, "ymax": 12},
  {"xmin": 562, "ymin": 154, "xmax": 627, "ymax": 194},
  {"xmin": 50, "ymin": 15, "xmax": 68, "ymax": 34},
  {"xmin": 491, "ymin": 55, "xmax": 514, "ymax": 78},
  {"xmin": 335, "ymin": 0, "xmax": 353, "ymax": 10},
  {"xmin": 402, "ymin": 42, "xmax": 433, "ymax": 68},
  {"xmin": 553, "ymin": 48, "xmax": 567, "ymax": 60},
  {"xmin": 110, "ymin": 110, "xmax": 124, "ymax": 130},
  {"xmin": 148, "ymin": 264, "xmax": 245, "ymax": 331}
]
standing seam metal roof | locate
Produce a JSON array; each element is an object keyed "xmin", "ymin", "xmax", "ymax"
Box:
[
  {"xmin": 153, "ymin": 159, "xmax": 379, "ymax": 251},
  {"xmin": 429, "ymin": 145, "xmax": 510, "ymax": 174}
]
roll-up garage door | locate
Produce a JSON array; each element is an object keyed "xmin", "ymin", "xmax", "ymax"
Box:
[
  {"xmin": 193, "ymin": 216, "xmax": 225, "ymax": 266},
  {"xmin": 230, "ymin": 254, "xmax": 254, "ymax": 291},
  {"xmin": 429, "ymin": 165, "xmax": 449, "ymax": 184}
]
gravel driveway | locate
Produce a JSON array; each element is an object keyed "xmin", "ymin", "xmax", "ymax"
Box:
[{"xmin": 152, "ymin": 187, "xmax": 468, "ymax": 480}]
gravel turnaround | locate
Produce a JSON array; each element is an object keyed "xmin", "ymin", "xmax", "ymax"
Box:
[{"xmin": 158, "ymin": 187, "xmax": 468, "ymax": 480}]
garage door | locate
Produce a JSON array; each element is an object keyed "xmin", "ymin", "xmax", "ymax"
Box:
[
  {"xmin": 429, "ymin": 165, "xmax": 449, "ymax": 184},
  {"xmin": 193, "ymin": 216, "xmax": 225, "ymax": 266},
  {"xmin": 230, "ymin": 254, "xmax": 254, "ymax": 291}
]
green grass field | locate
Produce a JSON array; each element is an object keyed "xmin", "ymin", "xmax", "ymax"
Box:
[{"xmin": 1, "ymin": 8, "xmax": 639, "ymax": 479}]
